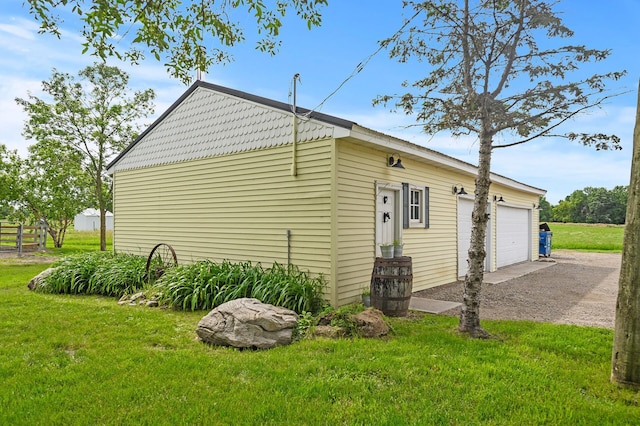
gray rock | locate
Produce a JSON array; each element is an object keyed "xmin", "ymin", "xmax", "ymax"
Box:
[
  {"xmin": 196, "ymin": 298, "xmax": 298, "ymax": 349},
  {"xmin": 354, "ymin": 308, "xmax": 389, "ymax": 338},
  {"xmin": 27, "ymin": 267, "xmax": 56, "ymax": 291},
  {"xmin": 117, "ymin": 292, "xmax": 158, "ymax": 307},
  {"xmin": 312, "ymin": 325, "xmax": 345, "ymax": 339},
  {"xmin": 130, "ymin": 292, "xmax": 146, "ymax": 302}
]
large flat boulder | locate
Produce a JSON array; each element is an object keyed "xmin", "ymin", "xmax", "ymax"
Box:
[
  {"xmin": 196, "ymin": 298, "xmax": 298, "ymax": 349},
  {"xmin": 27, "ymin": 267, "xmax": 56, "ymax": 291}
]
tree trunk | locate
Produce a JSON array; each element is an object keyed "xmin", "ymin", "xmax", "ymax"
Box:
[
  {"xmin": 99, "ymin": 205, "xmax": 106, "ymax": 251},
  {"xmin": 47, "ymin": 226, "xmax": 61, "ymax": 248},
  {"xmin": 611, "ymin": 82, "xmax": 640, "ymax": 387},
  {"xmin": 459, "ymin": 132, "xmax": 493, "ymax": 338}
]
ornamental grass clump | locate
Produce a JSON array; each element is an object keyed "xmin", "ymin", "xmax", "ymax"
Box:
[
  {"xmin": 36, "ymin": 252, "xmax": 147, "ymax": 297},
  {"xmin": 36, "ymin": 251, "xmax": 106, "ymax": 294},
  {"xmin": 154, "ymin": 260, "xmax": 325, "ymax": 314},
  {"xmin": 87, "ymin": 253, "xmax": 148, "ymax": 296}
]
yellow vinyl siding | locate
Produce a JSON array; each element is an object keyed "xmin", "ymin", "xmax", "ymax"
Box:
[
  {"xmin": 113, "ymin": 140, "xmax": 334, "ymax": 284},
  {"xmin": 334, "ymin": 140, "xmax": 466, "ymax": 305},
  {"xmin": 113, "ymin": 131, "xmax": 541, "ymax": 308}
]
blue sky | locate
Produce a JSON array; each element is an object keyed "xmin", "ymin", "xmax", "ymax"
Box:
[{"xmin": 1, "ymin": 0, "xmax": 638, "ymax": 204}]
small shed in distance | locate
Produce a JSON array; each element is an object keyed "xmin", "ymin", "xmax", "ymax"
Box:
[{"xmin": 73, "ymin": 208, "xmax": 114, "ymax": 231}]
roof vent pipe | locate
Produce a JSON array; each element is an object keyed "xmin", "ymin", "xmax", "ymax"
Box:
[{"xmin": 291, "ymin": 73, "xmax": 300, "ymax": 177}]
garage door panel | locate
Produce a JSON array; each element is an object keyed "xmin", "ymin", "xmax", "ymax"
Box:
[{"xmin": 497, "ymin": 206, "xmax": 530, "ymax": 268}]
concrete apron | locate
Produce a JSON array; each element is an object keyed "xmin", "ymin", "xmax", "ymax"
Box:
[{"xmin": 409, "ymin": 259, "xmax": 556, "ymax": 314}]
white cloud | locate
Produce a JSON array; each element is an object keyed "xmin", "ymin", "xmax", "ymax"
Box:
[
  {"xmin": 0, "ymin": 75, "xmax": 45, "ymax": 155},
  {"xmin": 0, "ymin": 22, "xmax": 36, "ymax": 40}
]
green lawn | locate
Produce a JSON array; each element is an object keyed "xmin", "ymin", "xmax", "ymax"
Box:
[
  {"xmin": 0, "ymin": 227, "xmax": 112, "ymax": 255},
  {"xmin": 1, "ymin": 225, "xmax": 637, "ymax": 424},
  {"xmin": 45, "ymin": 229, "xmax": 113, "ymax": 255},
  {"xmin": 548, "ymin": 222, "xmax": 624, "ymax": 252}
]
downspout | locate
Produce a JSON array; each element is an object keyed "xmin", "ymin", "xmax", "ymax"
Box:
[
  {"xmin": 286, "ymin": 229, "xmax": 292, "ymax": 266},
  {"xmin": 110, "ymin": 174, "xmax": 115, "ymax": 252},
  {"xmin": 291, "ymin": 73, "xmax": 299, "ymax": 177}
]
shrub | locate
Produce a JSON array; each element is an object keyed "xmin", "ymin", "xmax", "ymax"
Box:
[
  {"xmin": 37, "ymin": 251, "xmax": 106, "ymax": 294},
  {"xmin": 38, "ymin": 252, "xmax": 147, "ymax": 297},
  {"xmin": 154, "ymin": 260, "xmax": 325, "ymax": 314},
  {"xmin": 37, "ymin": 253, "xmax": 325, "ymax": 314},
  {"xmin": 87, "ymin": 253, "xmax": 148, "ymax": 296},
  {"xmin": 292, "ymin": 311, "xmax": 318, "ymax": 341}
]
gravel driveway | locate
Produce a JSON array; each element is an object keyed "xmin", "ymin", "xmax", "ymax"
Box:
[{"xmin": 413, "ymin": 250, "xmax": 621, "ymax": 329}]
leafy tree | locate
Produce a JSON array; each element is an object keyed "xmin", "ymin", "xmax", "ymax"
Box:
[
  {"xmin": 612, "ymin": 83, "xmax": 640, "ymax": 388},
  {"xmin": 583, "ymin": 187, "xmax": 610, "ymax": 223},
  {"xmin": 24, "ymin": 0, "xmax": 327, "ymax": 84},
  {"xmin": 538, "ymin": 196, "xmax": 552, "ymax": 222},
  {"xmin": 553, "ymin": 189, "xmax": 587, "ymax": 223},
  {"xmin": 0, "ymin": 146, "xmax": 21, "ymax": 227},
  {"xmin": 1, "ymin": 142, "xmax": 88, "ymax": 247},
  {"xmin": 377, "ymin": 0, "xmax": 624, "ymax": 337},
  {"xmin": 582, "ymin": 186, "xmax": 626, "ymax": 224},
  {"xmin": 11, "ymin": 141, "xmax": 92, "ymax": 248},
  {"xmin": 608, "ymin": 185, "xmax": 628, "ymax": 224},
  {"xmin": 551, "ymin": 186, "xmax": 627, "ymax": 224},
  {"xmin": 0, "ymin": 205, "xmax": 12, "ymax": 220},
  {"xmin": 16, "ymin": 63, "xmax": 155, "ymax": 251},
  {"xmin": 0, "ymin": 145, "xmax": 21, "ymax": 214}
]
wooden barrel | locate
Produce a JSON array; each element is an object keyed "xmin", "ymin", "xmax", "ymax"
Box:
[{"xmin": 370, "ymin": 256, "xmax": 413, "ymax": 317}]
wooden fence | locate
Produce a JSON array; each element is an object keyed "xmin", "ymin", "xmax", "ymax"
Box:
[{"xmin": 0, "ymin": 223, "xmax": 47, "ymax": 256}]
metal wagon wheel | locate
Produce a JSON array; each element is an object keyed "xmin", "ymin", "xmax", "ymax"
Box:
[{"xmin": 145, "ymin": 243, "xmax": 178, "ymax": 284}]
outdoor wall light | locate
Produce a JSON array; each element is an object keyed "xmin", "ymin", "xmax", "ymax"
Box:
[
  {"xmin": 388, "ymin": 154, "xmax": 405, "ymax": 169},
  {"xmin": 452, "ymin": 184, "xmax": 468, "ymax": 195},
  {"xmin": 493, "ymin": 193, "xmax": 505, "ymax": 202},
  {"xmin": 533, "ymin": 203, "xmax": 541, "ymax": 209}
]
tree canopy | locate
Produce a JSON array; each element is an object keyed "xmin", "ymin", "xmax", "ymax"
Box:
[
  {"xmin": 13, "ymin": 141, "xmax": 92, "ymax": 247},
  {"xmin": 0, "ymin": 145, "xmax": 21, "ymax": 213},
  {"xmin": 25, "ymin": 0, "xmax": 328, "ymax": 84},
  {"xmin": 377, "ymin": 0, "xmax": 625, "ymax": 150},
  {"xmin": 550, "ymin": 186, "xmax": 628, "ymax": 224}
]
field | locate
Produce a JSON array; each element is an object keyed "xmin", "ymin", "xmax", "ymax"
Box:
[
  {"xmin": 1, "ymin": 225, "xmax": 638, "ymax": 424},
  {"xmin": 549, "ymin": 222, "xmax": 624, "ymax": 252}
]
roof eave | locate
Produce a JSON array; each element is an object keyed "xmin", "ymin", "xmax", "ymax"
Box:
[{"xmin": 344, "ymin": 125, "xmax": 546, "ymax": 196}]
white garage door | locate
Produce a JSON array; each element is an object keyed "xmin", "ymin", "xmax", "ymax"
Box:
[
  {"xmin": 457, "ymin": 198, "xmax": 489, "ymax": 277},
  {"xmin": 496, "ymin": 205, "xmax": 530, "ymax": 268}
]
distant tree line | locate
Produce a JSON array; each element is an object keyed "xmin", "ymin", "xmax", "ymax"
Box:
[{"xmin": 539, "ymin": 186, "xmax": 628, "ymax": 225}]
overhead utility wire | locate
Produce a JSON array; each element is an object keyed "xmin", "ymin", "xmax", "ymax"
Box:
[{"xmin": 290, "ymin": 10, "xmax": 421, "ymax": 119}]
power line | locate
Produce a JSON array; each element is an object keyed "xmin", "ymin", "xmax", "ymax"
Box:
[{"xmin": 290, "ymin": 10, "xmax": 421, "ymax": 119}]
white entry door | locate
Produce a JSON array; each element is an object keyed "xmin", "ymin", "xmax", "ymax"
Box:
[{"xmin": 376, "ymin": 187, "xmax": 401, "ymax": 256}]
